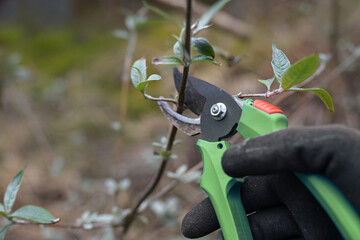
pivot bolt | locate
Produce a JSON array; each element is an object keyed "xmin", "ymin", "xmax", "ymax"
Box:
[{"xmin": 210, "ymin": 102, "xmax": 227, "ymax": 120}]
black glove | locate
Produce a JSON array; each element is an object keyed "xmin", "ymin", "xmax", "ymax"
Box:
[{"xmin": 182, "ymin": 125, "xmax": 360, "ymax": 240}]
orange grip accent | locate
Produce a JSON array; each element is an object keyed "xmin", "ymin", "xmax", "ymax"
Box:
[{"xmin": 252, "ymin": 100, "xmax": 284, "ymax": 114}]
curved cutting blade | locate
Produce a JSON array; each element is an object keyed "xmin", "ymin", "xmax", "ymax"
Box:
[
  {"xmin": 173, "ymin": 68, "xmax": 242, "ymax": 142},
  {"xmin": 158, "ymin": 100, "xmax": 201, "ymax": 136}
]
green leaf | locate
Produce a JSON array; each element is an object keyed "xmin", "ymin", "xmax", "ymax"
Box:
[
  {"xmin": 131, "ymin": 58, "xmax": 147, "ymax": 89},
  {"xmin": 271, "ymin": 41, "xmax": 291, "ymax": 84},
  {"xmin": 0, "ymin": 224, "xmax": 11, "ymax": 240},
  {"xmin": 198, "ymin": 0, "xmax": 230, "ymax": 28},
  {"xmin": 136, "ymin": 82, "xmax": 148, "ymax": 93},
  {"xmin": 173, "ymin": 41, "xmax": 183, "ymax": 59},
  {"xmin": 136, "ymin": 74, "xmax": 162, "ymax": 93},
  {"xmin": 281, "ymin": 54, "xmax": 318, "ymax": 89},
  {"xmin": 190, "ymin": 55, "xmax": 221, "ymax": 66},
  {"xmin": 143, "ymin": 1, "xmax": 181, "ymax": 29},
  {"xmin": 147, "ymin": 74, "xmax": 162, "ymax": 81},
  {"xmin": 258, "ymin": 76, "xmax": 275, "ymax": 91},
  {"xmin": 288, "ymin": 87, "xmax": 334, "ymax": 111},
  {"xmin": 0, "ymin": 203, "xmax": 5, "ymax": 217},
  {"xmin": 192, "ymin": 38, "xmax": 215, "ymax": 58},
  {"xmin": 4, "ymin": 168, "xmax": 26, "ymax": 213},
  {"xmin": 152, "ymin": 56, "xmax": 182, "ymax": 65},
  {"xmin": 10, "ymin": 205, "xmax": 58, "ymax": 224},
  {"xmin": 130, "ymin": 59, "xmax": 162, "ymax": 94}
]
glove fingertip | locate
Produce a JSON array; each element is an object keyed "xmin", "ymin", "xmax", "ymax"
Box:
[
  {"xmin": 222, "ymin": 145, "xmax": 246, "ymax": 177},
  {"xmin": 181, "ymin": 213, "xmax": 196, "ymax": 238},
  {"xmin": 181, "ymin": 198, "xmax": 220, "ymax": 238}
]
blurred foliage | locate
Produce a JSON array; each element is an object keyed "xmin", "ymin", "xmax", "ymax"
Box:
[
  {"xmin": 0, "ymin": 27, "xmax": 118, "ymax": 76},
  {"xmin": 0, "ymin": 0, "xmax": 359, "ymax": 239}
]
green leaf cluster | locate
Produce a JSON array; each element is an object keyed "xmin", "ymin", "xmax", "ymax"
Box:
[
  {"xmin": 191, "ymin": 37, "xmax": 220, "ymax": 65},
  {"xmin": 0, "ymin": 168, "xmax": 59, "ymax": 239},
  {"xmin": 145, "ymin": 1, "xmax": 225, "ymax": 67},
  {"xmin": 266, "ymin": 42, "xmax": 334, "ymax": 111},
  {"xmin": 131, "ymin": 58, "xmax": 162, "ymax": 94},
  {"xmin": 132, "ymin": 1, "xmax": 231, "ymax": 94}
]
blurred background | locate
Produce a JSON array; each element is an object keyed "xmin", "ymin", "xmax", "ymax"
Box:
[{"xmin": 0, "ymin": 0, "xmax": 359, "ymax": 239}]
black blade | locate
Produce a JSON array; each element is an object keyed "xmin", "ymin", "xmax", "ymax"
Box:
[
  {"xmin": 173, "ymin": 68, "xmax": 242, "ymax": 142},
  {"xmin": 173, "ymin": 68, "xmax": 205, "ymax": 116}
]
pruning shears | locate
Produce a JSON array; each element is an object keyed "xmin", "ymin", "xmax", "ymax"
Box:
[{"xmin": 158, "ymin": 68, "xmax": 360, "ymax": 240}]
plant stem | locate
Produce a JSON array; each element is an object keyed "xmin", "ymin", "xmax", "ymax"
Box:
[
  {"xmin": 120, "ymin": 0, "xmax": 193, "ymax": 236},
  {"xmin": 116, "ymin": 29, "xmax": 138, "ymax": 206},
  {"xmin": 143, "ymin": 93, "xmax": 178, "ymax": 104},
  {"xmin": 237, "ymin": 88, "xmax": 284, "ymax": 98}
]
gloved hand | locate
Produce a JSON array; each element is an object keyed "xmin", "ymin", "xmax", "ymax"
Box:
[{"xmin": 182, "ymin": 125, "xmax": 360, "ymax": 240}]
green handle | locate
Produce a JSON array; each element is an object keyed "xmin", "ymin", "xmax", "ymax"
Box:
[
  {"xmin": 238, "ymin": 99, "xmax": 360, "ymax": 239},
  {"xmin": 197, "ymin": 140, "xmax": 253, "ymax": 240},
  {"xmin": 296, "ymin": 173, "xmax": 360, "ymax": 239}
]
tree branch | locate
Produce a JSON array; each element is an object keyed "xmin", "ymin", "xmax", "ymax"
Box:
[{"xmin": 120, "ymin": 0, "xmax": 193, "ymax": 236}]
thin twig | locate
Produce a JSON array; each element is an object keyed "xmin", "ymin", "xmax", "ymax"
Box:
[
  {"xmin": 237, "ymin": 88, "xmax": 284, "ymax": 98},
  {"xmin": 11, "ymin": 218, "xmax": 115, "ymax": 230},
  {"xmin": 120, "ymin": 31, "xmax": 138, "ymax": 125},
  {"xmin": 143, "ymin": 93, "xmax": 178, "ymax": 104},
  {"xmin": 116, "ymin": 20, "xmax": 138, "ymax": 210},
  {"xmin": 11, "ymin": 218, "xmax": 61, "ymax": 225}
]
